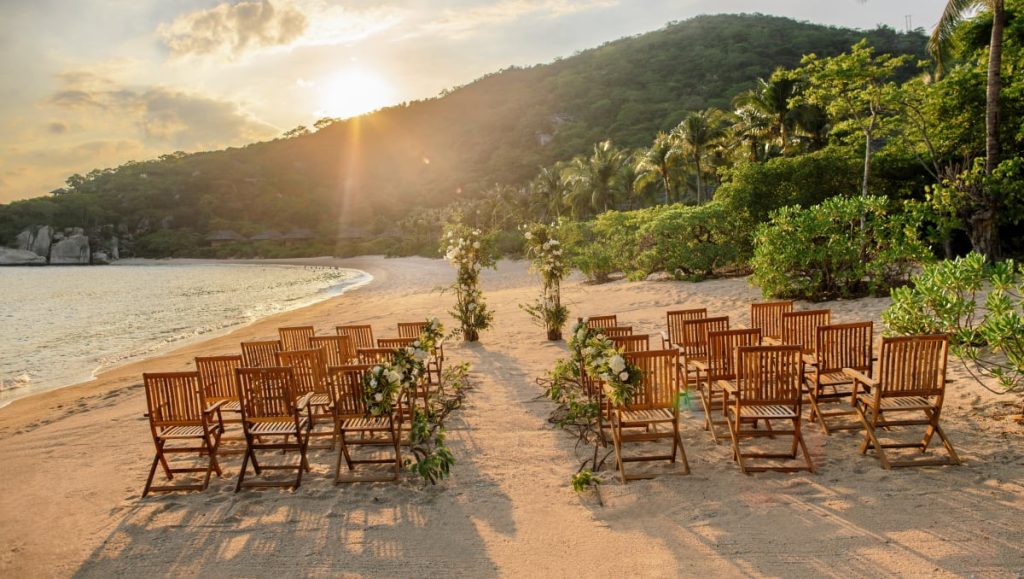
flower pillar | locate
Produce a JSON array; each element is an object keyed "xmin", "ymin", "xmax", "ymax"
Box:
[
  {"xmin": 442, "ymin": 225, "xmax": 495, "ymax": 343},
  {"xmin": 523, "ymin": 223, "xmax": 569, "ymax": 341}
]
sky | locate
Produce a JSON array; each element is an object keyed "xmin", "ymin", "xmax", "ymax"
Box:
[{"xmin": 0, "ymin": 0, "xmax": 949, "ymax": 204}]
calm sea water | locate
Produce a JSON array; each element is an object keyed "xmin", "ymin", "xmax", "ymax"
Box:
[{"xmin": 0, "ymin": 263, "xmax": 369, "ymax": 407}]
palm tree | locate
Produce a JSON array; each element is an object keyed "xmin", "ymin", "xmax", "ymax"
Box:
[
  {"xmin": 615, "ymin": 153, "xmax": 653, "ymax": 210},
  {"xmin": 636, "ymin": 133, "xmax": 682, "ymax": 203},
  {"xmin": 732, "ymin": 74, "xmax": 799, "ymax": 155},
  {"xmin": 673, "ymin": 109, "xmax": 730, "ymax": 204},
  {"xmin": 529, "ymin": 165, "xmax": 565, "ymax": 221},
  {"xmin": 930, "ymin": 0, "xmax": 1005, "ymax": 257},
  {"xmin": 730, "ymin": 105, "xmax": 774, "ymax": 162},
  {"xmin": 563, "ymin": 140, "xmax": 625, "ymax": 217}
]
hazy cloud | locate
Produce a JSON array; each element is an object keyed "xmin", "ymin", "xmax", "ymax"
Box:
[
  {"xmin": 424, "ymin": 0, "xmax": 621, "ymax": 36},
  {"xmin": 159, "ymin": 0, "xmax": 308, "ymax": 59},
  {"xmin": 46, "ymin": 122, "xmax": 68, "ymax": 134}
]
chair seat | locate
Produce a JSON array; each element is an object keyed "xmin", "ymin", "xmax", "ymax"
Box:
[
  {"xmin": 811, "ymin": 371, "xmax": 857, "ymax": 388},
  {"xmin": 309, "ymin": 394, "xmax": 332, "ymax": 406},
  {"xmin": 618, "ymin": 408, "xmax": 675, "ymax": 423},
  {"xmin": 157, "ymin": 425, "xmax": 210, "ymax": 439},
  {"xmin": 249, "ymin": 418, "xmax": 308, "ymax": 435},
  {"xmin": 859, "ymin": 394, "xmax": 934, "ymax": 411},
  {"xmin": 734, "ymin": 404, "xmax": 798, "ymax": 419},
  {"xmin": 341, "ymin": 416, "xmax": 393, "ymax": 431}
]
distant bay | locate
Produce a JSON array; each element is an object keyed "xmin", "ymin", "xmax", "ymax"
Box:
[{"xmin": 0, "ymin": 262, "xmax": 369, "ymax": 407}]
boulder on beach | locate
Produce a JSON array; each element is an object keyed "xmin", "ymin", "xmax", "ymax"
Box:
[
  {"xmin": 50, "ymin": 234, "xmax": 91, "ymax": 264},
  {"xmin": 0, "ymin": 247, "xmax": 47, "ymax": 265},
  {"xmin": 14, "ymin": 225, "xmax": 53, "ymax": 258}
]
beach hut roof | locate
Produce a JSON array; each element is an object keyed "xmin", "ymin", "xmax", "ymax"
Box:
[
  {"xmin": 250, "ymin": 230, "xmax": 283, "ymax": 241},
  {"xmin": 206, "ymin": 229, "xmax": 244, "ymax": 241},
  {"xmin": 283, "ymin": 228, "xmax": 315, "ymax": 240}
]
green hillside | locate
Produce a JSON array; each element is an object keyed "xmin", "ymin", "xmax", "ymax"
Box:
[{"xmin": 0, "ymin": 13, "xmax": 928, "ymax": 256}]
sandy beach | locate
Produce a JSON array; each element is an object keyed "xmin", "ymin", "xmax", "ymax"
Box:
[{"xmin": 1, "ymin": 256, "xmax": 1022, "ymax": 577}]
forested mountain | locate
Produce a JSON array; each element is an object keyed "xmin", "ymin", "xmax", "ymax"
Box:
[{"xmin": 0, "ymin": 13, "xmax": 928, "ymax": 256}]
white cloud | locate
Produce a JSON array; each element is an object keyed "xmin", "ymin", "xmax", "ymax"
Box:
[{"xmin": 159, "ymin": 0, "xmax": 309, "ymax": 59}]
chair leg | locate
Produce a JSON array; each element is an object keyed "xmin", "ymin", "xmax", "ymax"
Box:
[
  {"xmin": 933, "ymin": 424, "xmax": 962, "ymax": 466},
  {"xmin": 807, "ymin": 388, "xmax": 832, "ymax": 435},
  {"xmin": 673, "ymin": 418, "xmax": 690, "ymax": 475},
  {"xmin": 727, "ymin": 411, "xmax": 747, "ymax": 474},
  {"xmin": 795, "ymin": 417, "xmax": 815, "ymax": 473},
  {"xmin": 142, "ymin": 451, "xmax": 161, "ymax": 498},
  {"xmin": 612, "ymin": 420, "xmax": 626, "ymax": 484},
  {"xmin": 235, "ymin": 447, "xmax": 252, "ymax": 492},
  {"xmin": 857, "ymin": 406, "xmax": 891, "ymax": 469},
  {"xmin": 156, "ymin": 441, "xmax": 172, "ymax": 480}
]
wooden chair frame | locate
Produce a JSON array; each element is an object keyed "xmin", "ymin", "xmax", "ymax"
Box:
[
  {"xmin": 583, "ymin": 315, "xmax": 618, "ymax": 330},
  {"xmin": 609, "ymin": 334, "xmax": 650, "ymax": 354},
  {"xmin": 611, "ymin": 349, "xmax": 690, "ymax": 482},
  {"xmin": 378, "ymin": 337, "xmax": 418, "ymax": 349},
  {"xmin": 724, "ymin": 345, "xmax": 814, "ymax": 474},
  {"xmin": 142, "ymin": 372, "xmax": 224, "ymax": 497},
  {"xmin": 336, "ymin": 324, "xmax": 375, "ymax": 350},
  {"xmin": 279, "ymin": 325, "xmax": 316, "ymax": 351},
  {"xmin": 357, "ymin": 347, "xmax": 397, "ymax": 366},
  {"xmin": 311, "ymin": 335, "xmax": 357, "ymax": 367},
  {"xmin": 781, "ymin": 309, "xmax": 832, "ymax": 354},
  {"xmin": 240, "ymin": 339, "xmax": 282, "ymax": 368},
  {"xmin": 397, "ymin": 322, "xmax": 428, "ymax": 338},
  {"xmin": 696, "ymin": 329, "xmax": 761, "ymax": 443},
  {"xmin": 276, "ymin": 348, "xmax": 333, "ymax": 449},
  {"xmin": 845, "ymin": 335, "xmax": 961, "ymax": 469},
  {"xmin": 662, "ymin": 308, "xmax": 708, "ymax": 350},
  {"xmin": 195, "ymin": 355, "xmax": 245, "ymax": 449},
  {"xmin": 598, "ymin": 326, "xmax": 633, "ymax": 338},
  {"xmin": 235, "ymin": 366, "xmax": 311, "ymax": 491},
  {"xmin": 397, "ymin": 322, "xmax": 445, "ymax": 384},
  {"xmin": 750, "ymin": 301, "xmax": 793, "ymax": 342},
  {"xmin": 805, "ymin": 322, "xmax": 873, "ymax": 434},
  {"xmin": 680, "ymin": 316, "xmax": 729, "ymax": 388},
  {"xmin": 327, "ymin": 364, "xmax": 403, "ymax": 483}
]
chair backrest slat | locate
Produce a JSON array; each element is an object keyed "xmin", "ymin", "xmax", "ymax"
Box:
[
  {"xmin": 624, "ymin": 350, "xmax": 680, "ymax": 410},
  {"xmin": 781, "ymin": 309, "xmax": 832, "ymax": 354},
  {"xmin": 327, "ymin": 364, "xmax": 371, "ymax": 416},
  {"xmin": 378, "ymin": 337, "xmax": 417, "ymax": 349},
  {"xmin": 279, "ymin": 326, "xmax": 315, "ymax": 351},
  {"xmin": 336, "ymin": 325, "xmax": 375, "ymax": 350},
  {"xmin": 610, "ymin": 334, "xmax": 650, "ymax": 353},
  {"xmin": 311, "ymin": 335, "xmax": 356, "ymax": 367},
  {"xmin": 276, "ymin": 348, "xmax": 328, "ymax": 395},
  {"xmin": 598, "ymin": 326, "xmax": 633, "ymax": 338},
  {"xmin": 397, "ymin": 322, "xmax": 428, "ymax": 339},
  {"xmin": 707, "ymin": 329, "xmax": 761, "ymax": 382},
  {"xmin": 750, "ymin": 301, "xmax": 794, "ymax": 341},
  {"xmin": 144, "ymin": 371, "xmax": 206, "ymax": 426},
  {"xmin": 357, "ymin": 347, "xmax": 397, "ymax": 366},
  {"xmin": 878, "ymin": 335, "xmax": 948, "ymax": 398},
  {"xmin": 736, "ymin": 345, "xmax": 803, "ymax": 406},
  {"xmin": 240, "ymin": 340, "xmax": 282, "ymax": 368},
  {"xmin": 584, "ymin": 315, "xmax": 618, "ymax": 330},
  {"xmin": 195, "ymin": 355, "xmax": 242, "ymax": 401},
  {"xmin": 681, "ymin": 316, "xmax": 730, "ymax": 357},
  {"xmin": 236, "ymin": 366, "xmax": 298, "ymax": 420},
  {"xmin": 665, "ymin": 308, "xmax": 708, "ymax": 347},
  {"xmin": 815, "ymin": 322, "xmax": 873, "ymax": 374}
]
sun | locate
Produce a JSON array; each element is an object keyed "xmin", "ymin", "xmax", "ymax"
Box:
[{"xmin": 317, "ymin": 68, "xmax": 396, "ymax": 120}]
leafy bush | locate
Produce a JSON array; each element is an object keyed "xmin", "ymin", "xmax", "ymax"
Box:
[
  {"xmin": 751, "ymin": 195, "xmax": 931, "ymax": 300},
  {"xmin": 132, "ymin": 229, "xmax": 202, "ymax": 258},
  {"xmin": 884, "ymin": 253, "xmax": 1024, "ymax": 403}
]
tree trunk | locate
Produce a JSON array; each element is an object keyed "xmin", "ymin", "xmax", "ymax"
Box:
[
  {"xmin": 694, "ymin": 156, "xmax": 703, "ymax": 204},
  {"xmin": 986, "ymin": 1, "xmax": 1004, "ymax": 176},
  {"xmin": 661, "ymin": 171, "xmax": 672, "ymax": 205},
  {"xmin": 861, "ymin": 116, "xmax": 875, "ymax": 233}
]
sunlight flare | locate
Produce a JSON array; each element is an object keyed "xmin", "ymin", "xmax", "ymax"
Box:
[{"xmin": 317, "ymin": 68, "xmax": 396, "ymax": 119}]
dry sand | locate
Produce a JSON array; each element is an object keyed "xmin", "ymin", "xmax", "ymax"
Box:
[{"xmin": 1, "ymin": 256, "xmax": 1022, "ymax": 577}]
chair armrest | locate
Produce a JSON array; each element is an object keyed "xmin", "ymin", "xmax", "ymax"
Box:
[
  {"xmin": 802, "ymin": 354, "xmax": 818, "ymax": 366},
  {"xmin": 842, "ymin": 368, "xmax": 877, "ymax": 387},
  {"xmin": 204, "ymin": 400, "xmax": 227, "ymax": 414},
  {"xmin": 660, "ymin": 331, "xmax": 670, "ymax": 349},
  {"xmin": 296, "ymin": 393, "xmax": 314, "ymax": 411}
]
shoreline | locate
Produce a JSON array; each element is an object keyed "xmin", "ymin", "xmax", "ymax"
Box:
[{"xmin": 0, "ymin": 258, "xmax": 373, "ymax": 411}]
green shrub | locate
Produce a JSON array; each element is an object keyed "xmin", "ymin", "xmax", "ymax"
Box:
[
  {"xmin": 635, "ymin": 201, "xmax": 752, "ymax": 281},
  {"xmin": 490, "ymin": 229, "xmax": 526, "ymax": 257},
  {"xmin": 751, "ymin": 195, "xmax": 931, "ymax": 301},
  {"xmin": 884, "ymin": 253, "xmax": 1024, "ymax": 400},
  {"xmin": 132, "ymin": 229, "xmax": 202, "ymax": 258}
]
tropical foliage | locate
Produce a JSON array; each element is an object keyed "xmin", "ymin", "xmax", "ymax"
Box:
[{"xmin": 442, "ymin": 224, "xmax": 495, "ymax": 341}]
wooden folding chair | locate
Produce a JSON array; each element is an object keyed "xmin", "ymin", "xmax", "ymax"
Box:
[
  {"xmin": 312, "ymin": 335, "xmax": 357, "ymax": 367},
  {"xmin": 279, "ymin": 325, "xmax": 315, "ymax": 351},
  {"xmin": 750, "ymin": 301, "xmax": 793, "ymax": 343},
  {"xmin": 277, "ymin": 348, "xmax": 333, "ymax": 448},
  {"xmin": 583, "ymin": 315, "xmax": 618, "ymax": 330},
  {"xmin": 240, "ymin": 339, "xmax": 282, "ymax": 368},
  {"xmin": 805, "ymin": 322, "xmax": 873, "ymax": 434},
  {"xmin": 195, "ymin": 355, "xmax": 244, "ymax": 448},
  {"xmin": 845, "ymin": 335, "xmax": 961, "ymax": 469},
  {"xmin": 235, "ymin": 367, "xmax": 311, "ymax": 491},
  {"xmin": 357, "ymin": 347, "xmax": 397, "ymax": 366},
  {"xmin": 680, "ymin": 316, "xmax": 729, "ymax": 389},
  {"xmin": 397, "ymin": 322, "xmax": 428, "ymax": 338},
  {"xmin": 781, "ymin": 309, "xmax": 832, "ymax": 355},
  {"xmin": 378, "ymin": 337, "xmax": 417, "ymax": 349},
  {"xmin": 695, "ymin": 329, "xmax": 761, "ymax": 443},
  {"xmin": 610, "ymin": 334, "xmax": 650, "ymax": 353},
  {"xmin": 337, "ymin": 324, "xmax": 375, "ymax": 350},
  {"xmin": 662, "ymin": 308, "xmax": 708, "ymax": 350},
  {"xmin": 611, "ymin": 349, "xmax": 690, "ymax": 482},
  {"xmin": 723, "ymin": 345, "xmax": 814, "ymax": 474},
  {"xmin": 598, "ymin": 326, "xmax": 633, "ymax": 338},
  {"xmin": 327, "ymin": 364, "xmax": 403, "ymax": 482},
  {"xmin": 142, "ymin": 372, "xmax": 224, "ymax": 497}
]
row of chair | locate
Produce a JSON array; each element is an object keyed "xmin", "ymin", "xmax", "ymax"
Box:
[
  {"xmin": 577, "ymin": 305, "xmax": 960, "ymax": 480},
  {"xmin": 141, "ymin": 321, "xmax": 443, "ymax": 496}
]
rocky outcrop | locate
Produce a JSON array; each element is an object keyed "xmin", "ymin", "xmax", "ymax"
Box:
[
  {"xmin": 0, "ymin": 247, "xmax": 46, "ymax": 265},
  {"xmin": 14, "ymin": 225, "xmax": 53, "ymax": 259},
  {"xmin": 50, "ymin": 234, "xmax": 91, "ymax": 264}
]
